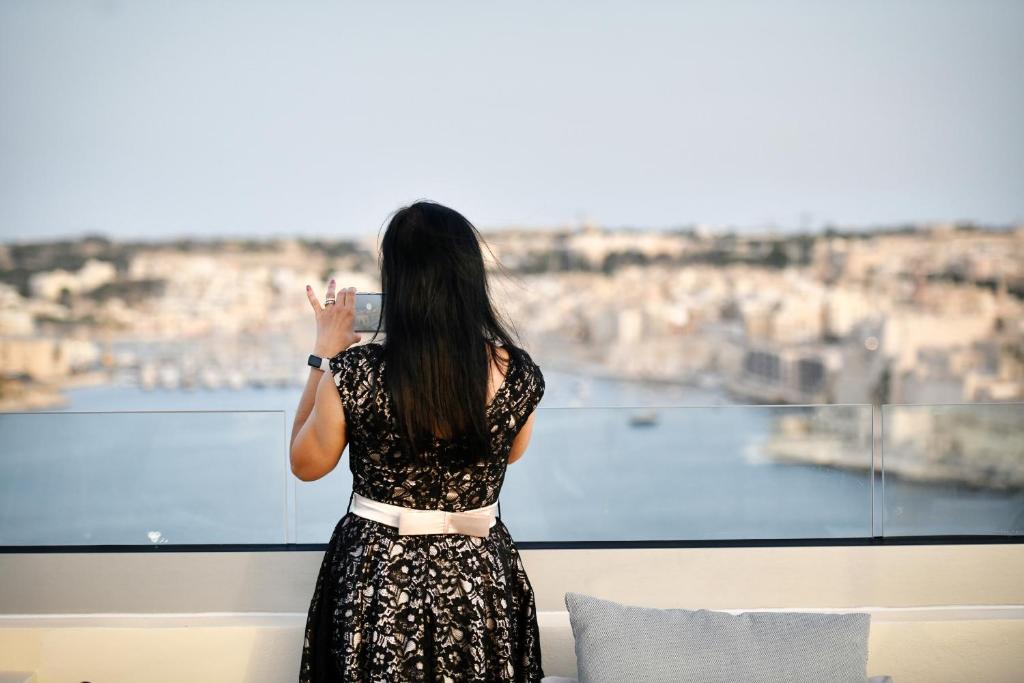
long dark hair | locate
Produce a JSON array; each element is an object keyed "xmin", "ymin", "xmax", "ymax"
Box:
[{"xmin": 367, "ymin": 200, "xmax": 526, "ymax": 466}]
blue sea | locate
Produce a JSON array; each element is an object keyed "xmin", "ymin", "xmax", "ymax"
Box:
[{"xmin": 0, "ymin": 367, "xmax": 1020, "ymax": 546}]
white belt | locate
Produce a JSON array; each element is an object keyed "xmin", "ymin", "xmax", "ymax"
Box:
[{"xmin": 349, "ymin": 492, "xmax": 499, "ymax": 538}]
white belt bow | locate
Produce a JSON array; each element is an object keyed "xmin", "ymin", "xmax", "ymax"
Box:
[{"xmin": 350, "ymin": 492, "xmax": 498, "ymax": 538}]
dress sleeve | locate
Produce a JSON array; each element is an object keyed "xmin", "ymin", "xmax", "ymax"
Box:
[
  {"xmin": 328, "ymin": 345, "xmax": 363, "ymax": 420},
  {"xmin": 514, "ymin": 349, "xmax": 546, "ymax": 424}
]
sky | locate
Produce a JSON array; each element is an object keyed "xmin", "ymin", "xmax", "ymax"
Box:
[{"xmin": 1, "ymin": 0, "xmax": 1022, "ymax": 242}]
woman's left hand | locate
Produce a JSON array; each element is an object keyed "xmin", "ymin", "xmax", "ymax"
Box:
[{"xmin": 306, "ymin": 279, "xmax": 362, "ymax": 358}]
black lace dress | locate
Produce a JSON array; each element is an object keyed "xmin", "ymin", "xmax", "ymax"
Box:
[{"xmin": 299, "ymin": 341, "xmax": 546, "ymax": 682}]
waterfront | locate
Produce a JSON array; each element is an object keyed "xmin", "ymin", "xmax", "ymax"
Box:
[{"xmin": 1, "ymin": 366, "xmax": 1020, "ymax": 546}]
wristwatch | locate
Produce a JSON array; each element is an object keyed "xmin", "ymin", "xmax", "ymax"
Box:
[{"xmin": 307, "ymin": 353, "xmax": 330, "ymax": 372}]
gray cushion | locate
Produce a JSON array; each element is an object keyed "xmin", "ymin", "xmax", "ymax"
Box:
[{"xmin": 565, "ymin": 592, "xmax": 871, "ymax": 683}]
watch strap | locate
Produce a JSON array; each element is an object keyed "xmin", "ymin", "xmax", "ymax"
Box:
[{"xmin": 307, "ymin": 353, "xmax": 330, "ymax": 371}]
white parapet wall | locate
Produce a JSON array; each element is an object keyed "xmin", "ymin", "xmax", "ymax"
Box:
[{"xmin": 0, "ymin": 544, "xmax": 1022, "ymax": 683}]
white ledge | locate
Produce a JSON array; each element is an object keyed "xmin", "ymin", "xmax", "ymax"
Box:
[{"xmin": 1, "ymin": 605, "xmax": 1022, "ymax": 629}]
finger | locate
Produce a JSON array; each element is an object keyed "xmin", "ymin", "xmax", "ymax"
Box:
[
  {"xmin": 344, "ymin": 286, "xmax": 356, "ymax": 309},
  {"xmin": 325, "ymin": 278, "xmax": 336, "ymax": 304},
  {"xmin": 305, "ymin": 285, "xmax": 322, "ymax": 313}
]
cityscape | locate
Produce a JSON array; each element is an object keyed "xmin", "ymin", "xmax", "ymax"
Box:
[{"xmin": 2, "ymin": 221, "xmax": 1021, "ymax": 410}]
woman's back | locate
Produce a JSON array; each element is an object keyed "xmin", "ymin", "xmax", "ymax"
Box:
[
  {"xmin": 297, "ymin": 200, "xmax": 547, "ymax": 681},
  {"xmin": 300, "ymin": 339, "xmax": 548, "ymax": 682},
  {"xmin": 329, "ymin": 340, "xmax": 546, "ymax": 511}
]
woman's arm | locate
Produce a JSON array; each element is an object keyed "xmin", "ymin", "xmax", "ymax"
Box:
[
  {"xmin": 290, "ymin": 361, "xmax": 331, "ymax": 451},
  {"xmin": 507, "ymin": 409, "xmax": 537, "ymax": 465},
  {"xmin": 290, "ymin": 281, "xmax": 362, "ymax": 482},
  {"xmin": 290, "ymin": 368, "xmax": 348, "ymax": 481}
]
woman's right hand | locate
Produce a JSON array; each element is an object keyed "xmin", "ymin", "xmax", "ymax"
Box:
[{"xmin": 306, "ymin": 279, "xmax": 362, "ymax": 358}]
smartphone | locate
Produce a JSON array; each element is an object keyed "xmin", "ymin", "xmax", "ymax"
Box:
[{"xmin": 354, "ymin": 292, "xmax": 384, "ymax": 333}]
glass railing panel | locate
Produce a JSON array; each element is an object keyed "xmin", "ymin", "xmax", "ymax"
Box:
[
  {"xmin": 293, "ymin": 404, "xmax": 874, "ymax": 542},
  {"xmin": 0, "ymin": 410, "xmax": 288, "ymax": 545},
  {"xmin": 293, "ymin": 458, "xmax": 355, "ymax": 544},
  {"xmin": 882, "ymin": 402, "xmax": 1024, "ymax": 536},
  {"xmin": 7, "ymin": 403, "xmax": 1017, "ymax": 546}
]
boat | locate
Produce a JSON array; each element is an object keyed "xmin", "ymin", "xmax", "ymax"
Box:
[{"xmin": 628, "ymin": 409, "xmax": 659, "ymax": 427}]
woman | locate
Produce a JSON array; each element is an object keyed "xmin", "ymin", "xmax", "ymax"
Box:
[{"xmin": 291, "ymin": 200, "xmax": 547, "ymax": 682}]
